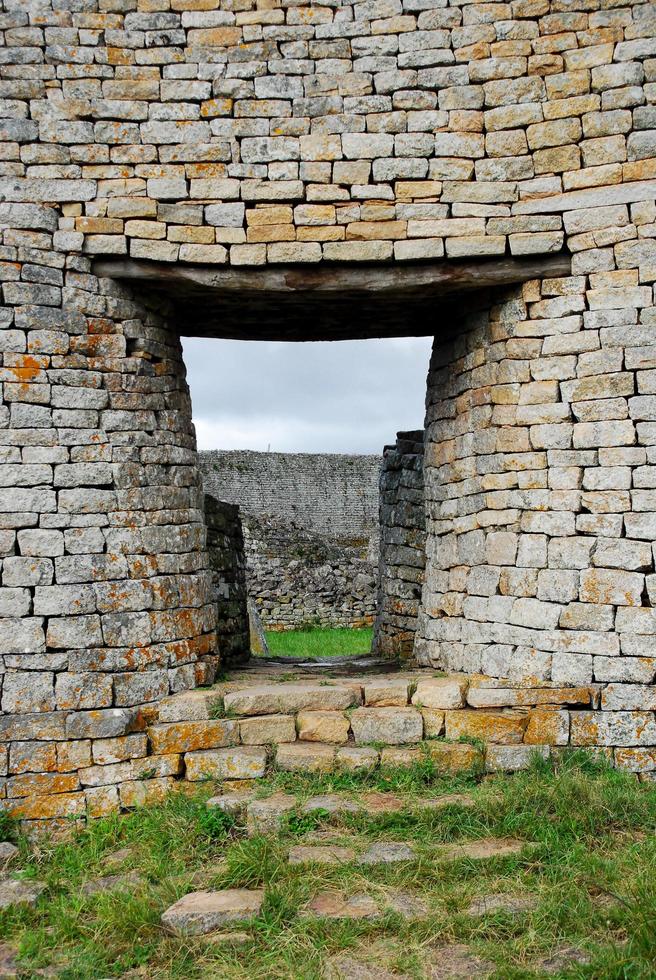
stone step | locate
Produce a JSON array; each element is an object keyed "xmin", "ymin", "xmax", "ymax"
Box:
[{"xmin": 207, "ymin": 788, "xmax": 477, "ymax": 836}]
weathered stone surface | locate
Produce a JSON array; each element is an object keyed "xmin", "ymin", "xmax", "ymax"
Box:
[
  {"xmin": 358, "ymin": 842, "xmax": 416, "ymax": 865},
  {"xmin": 364, "ymin": 678, "xmax": 411, "ymax": 706},
  {"xmin": 275, "ymin": 742, "xmax": 336, "ymax": 773},
  {"xmin": 302, "ymin": 794, "xmax": 360, "ymax": 816},
  {"xmin": 161, "ymin": 889, "xmax": 264, "ymax": 936},
  {"xmin": 428, "ymin": 945, "xmax": 495, "ymax": 979},
  {"xmin": 466, "ymin": 893, "xmax": 537, "ymax": 917},
  {"xmin": 81, "ymin": 871, "xmax": 145, "ymax": 897},
  {"xmin": 445, "ymin": 710, "xmax": 528, "ymax": 745},
  {"xmin": 297, "ymin": 711, "xmax": 350, "ymax": 744},
  {"xmin": 289, "ymin": 845, "xmax": 356, "ymax": 865},
  {"xmin": 239, "ymin": 715, "xmax": 296, "ymax": 746},
  {"xmin": 425, "ymin": 742, "xmax": 484, "ymax": 773},
  {"xmin": 413, "ymin": 678, "xmax": 468, "ymax": 710},
  {"xmin": 0, "ymin": 876, "xmax": 46, "ymax": 911},
  {"xmin": 224, "ymin": 684, "xmax": 358, "ymax": 716},
  {"xmin": 350, "ymin": 707, "xmax": 423, "ymax": 745},
  {"xmin": 184, "ymin": 747, "xmax": 267, "ymax": 781},
  {"xmin": 246, "ymin": 794, "xmax": 296, "ymax": 835},
  {"xmin": 434, "ymin": 838, "xmax": 526, "ymax": 862},
  {"xmin": 336, "ymin": 746, "xmax": 379, "ymax": 771},
  {"xmin": 306, "ymin": 892, "xmax": 379, "ymax": 920},
  {"xmin": 0, "ymin": 844, "xmax": 18, "ymax": 872}
]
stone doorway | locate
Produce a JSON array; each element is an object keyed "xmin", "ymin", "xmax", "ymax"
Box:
[{"xmin": 94, "ymin": 254, "xmax": 568, "ymax": 675}]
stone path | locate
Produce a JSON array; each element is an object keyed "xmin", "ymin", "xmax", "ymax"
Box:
[
  {"xmin": 206, "ymin": 788, "xmax": 479, "ymax": 837},
  {"xmin": 0, "ymin": 844, "xmax": 18, "ymax": 872},
  {"xmin": 358, "ymin": 842, "xmax": 416, "ymax": 865},
  {"xmin": 0, "ymin": 876, "xmax": 46, "ymax": 912},
  {"xmin": 466, "ymin": 893, "xmax": 537, "ymax": 917},
  {"xmin": 434, "ymin": 838, "xmax": 526, "ymax": 862},
  {"xmin": 161, "ymin": 888, "xmax": 264, "ymax": 937}
]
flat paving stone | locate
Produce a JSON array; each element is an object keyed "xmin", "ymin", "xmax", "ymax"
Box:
[
  {"xmin": 420, "ymin": 794, "xmax": 475, "ymax": 810},
  {"xmin": 326, "ymin": 955, "xmax": 411, "ymax": 979},
  {"xmin": 224, "ymin": 684, "xmax": 358, "ymax": 716},
  {"xmin": 0, "ymin": 876, "xmax": 46, "ymax": 911},
  {"xmin": 302, "ymin": 794, "xmax": 361, "ymax": 815},
  {"xmin": 161, "ymin": 888, "xmax": 264, "ymax": 937},
  {"xmin": 466, "ymin": 893, "xmax": 537, "ymax": 916},
  {"xmin": 0, "ymin": 944, "xmax": 19, "ymax": 979},
  {"xmin": 358, "ymin": 842, "xmax": 416, "ymax": 865},
  {"xmin": 306, "ymin": 892, "xmax": 379, "ymax": 920},
  {"xmin": 246, "ymin": 793, "xmax": 296, "ymax": 835},
  {"xmin": 428, "ymin": 944, "xmax": 495, "ymax": 978},
  {"xmin": 288, "ymin": 845, "xmax": 356, "ymax": 865},
  {"xmin": 537, "ymin": 946, "xmax": 591, "ymax": 973},
  {"xmin": 383, "ymin": 890, "xmax": 429, "ymax": 918},
  {"xmin": 361, "ymin": 792, "xmax": 405, "ymax": 813},
  {"xmin": 435, "ymin": 838, "xmax": 526, "ymax": 861},
  {"xmin": 0, "ymin": 844, "xmax": 18, "ymax": 871},
  {"xmin": 81, "ymin": 870, "xmax": 145, "ymax": 897},
  {"xmin": 206, "ymin": 792, "xmax": 255, "ymax": 817}
]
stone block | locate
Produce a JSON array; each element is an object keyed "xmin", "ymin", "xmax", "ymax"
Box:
[
  {"xmin": 425, "ymin": 741, "xmax": 483, "ymax": 773},
  {"xmin": 445, "ymin": 709, "xmax": 528, "ymax": 745},
  {"xmin": 239, "ymin": 715, "xmax": 296, "ymax": 745},
  {"xmin": 224, "ymin": 683, "xmax": 359, "ymax": 716},
  {"xmin": 184, "ymin": 747, "xmax": 267, "ymax": 781},
  {"xmin": 350, "ymin": 707, "xmax": 423, "ymax": 745},
  {"xmin": 145, "ymin": 713, "xmax": 238, "ymax": 755},
  {"xmin": 275, "ymin": 742, "xmax": 336, "ymax": 773},
  {"xmin": 412, "ymin": 677, "xmax": 468, "ymax": 709},
  {"xmin": 297, "ymin": 710, "xmax": 350, "ymax": 744}
]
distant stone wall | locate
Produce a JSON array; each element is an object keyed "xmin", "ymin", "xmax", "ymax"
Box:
[
  {"xmin": 199, "ymin": 451, "xmax": 380, "ymax": 543},
  {"xmin": 373, "ymin": 431, "xmax": 426, "ymax": 659},
  {"xmin": 244, "ymin": 513, "xmax": 377, "ymax": 632},
  {"xmin": 204, "ymin": 495, "xmax": 249, "ymax": 664}
]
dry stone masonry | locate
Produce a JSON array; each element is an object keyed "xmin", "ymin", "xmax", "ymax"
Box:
[
  {"xmin": 200, "ymin": 450, "xmax": 380, "ymax": 631},
  {"xmin": 241, "ymin": 511, "xmax": 377, "ymax": 630},
  {"xmin": 1, "ymin": 0, "xmax": 656, "ymax": 826},
  {"xmin": 203, "ymin": 494, "xmax": 249, "ymax": 662},
  {"xmin": 199, "ymin": 450, "xmax": 380, "ymax": 541},
  {"xmin": 374, "ymin": 430, "xmax": 426, "ymax": 659}
]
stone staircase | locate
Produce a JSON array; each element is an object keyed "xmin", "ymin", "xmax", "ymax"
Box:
[
  {"xmin": 139, "ymin": 668, "xmax": 598, "ymax": 798},
  {"xmin": 4, "ymin": 667, "xmax": 602, "ymax": 829}
]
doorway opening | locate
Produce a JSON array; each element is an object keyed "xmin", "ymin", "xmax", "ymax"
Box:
[{"xmin": 183, "ymin": 335, "xmax": 432, "ymax": 669}]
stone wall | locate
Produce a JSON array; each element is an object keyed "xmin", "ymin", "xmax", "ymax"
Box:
[
  {"xmin": 2, "ymin": 0, "xmax": 656, "ymax": 825},
  {"xmin": 2, "ymin": 0, "xmax": 654, "ymax": 266},
  {"xmin": 373, "ymin": 430, "xmax": 425, "ymax": 659},
  {"xmin": 417, "ymin": 257, "xmax": 656, "ymax": 767},
  {"xmin": 204, "ymin": 494, "xmax": 249, "ymax": 663},
  {"xmin": 0, "ymin": 262, "xmax": 218, "ymax": 829},
  {"xmin": 199, "ymin": 450, "xmax": 380, "ymax": 543},
  {"xmin": 201, "ymin": 450, "xmax": 380, "ymax": 631},
  {"xmin": 244, "ymin": 511, "xmax": 377, "ymax": 631}
]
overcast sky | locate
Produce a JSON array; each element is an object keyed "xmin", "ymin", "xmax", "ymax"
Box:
[{"xmin": 182, "ymin": 336, "xmax": 433, "ymax": 454}]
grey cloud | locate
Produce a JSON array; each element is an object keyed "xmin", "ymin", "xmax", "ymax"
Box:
[{"xmin": 182, "ymin": 336, "xmax": 433, "ymax": 454}]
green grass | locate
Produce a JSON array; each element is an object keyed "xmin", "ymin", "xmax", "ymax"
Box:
[
  {"xmin": 263, "ymin": 626, "xmax": 373, "ymax": 659},
  {"xmin": 3, "ymin": 753, "xmax": 656, "ymax": 979}
]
